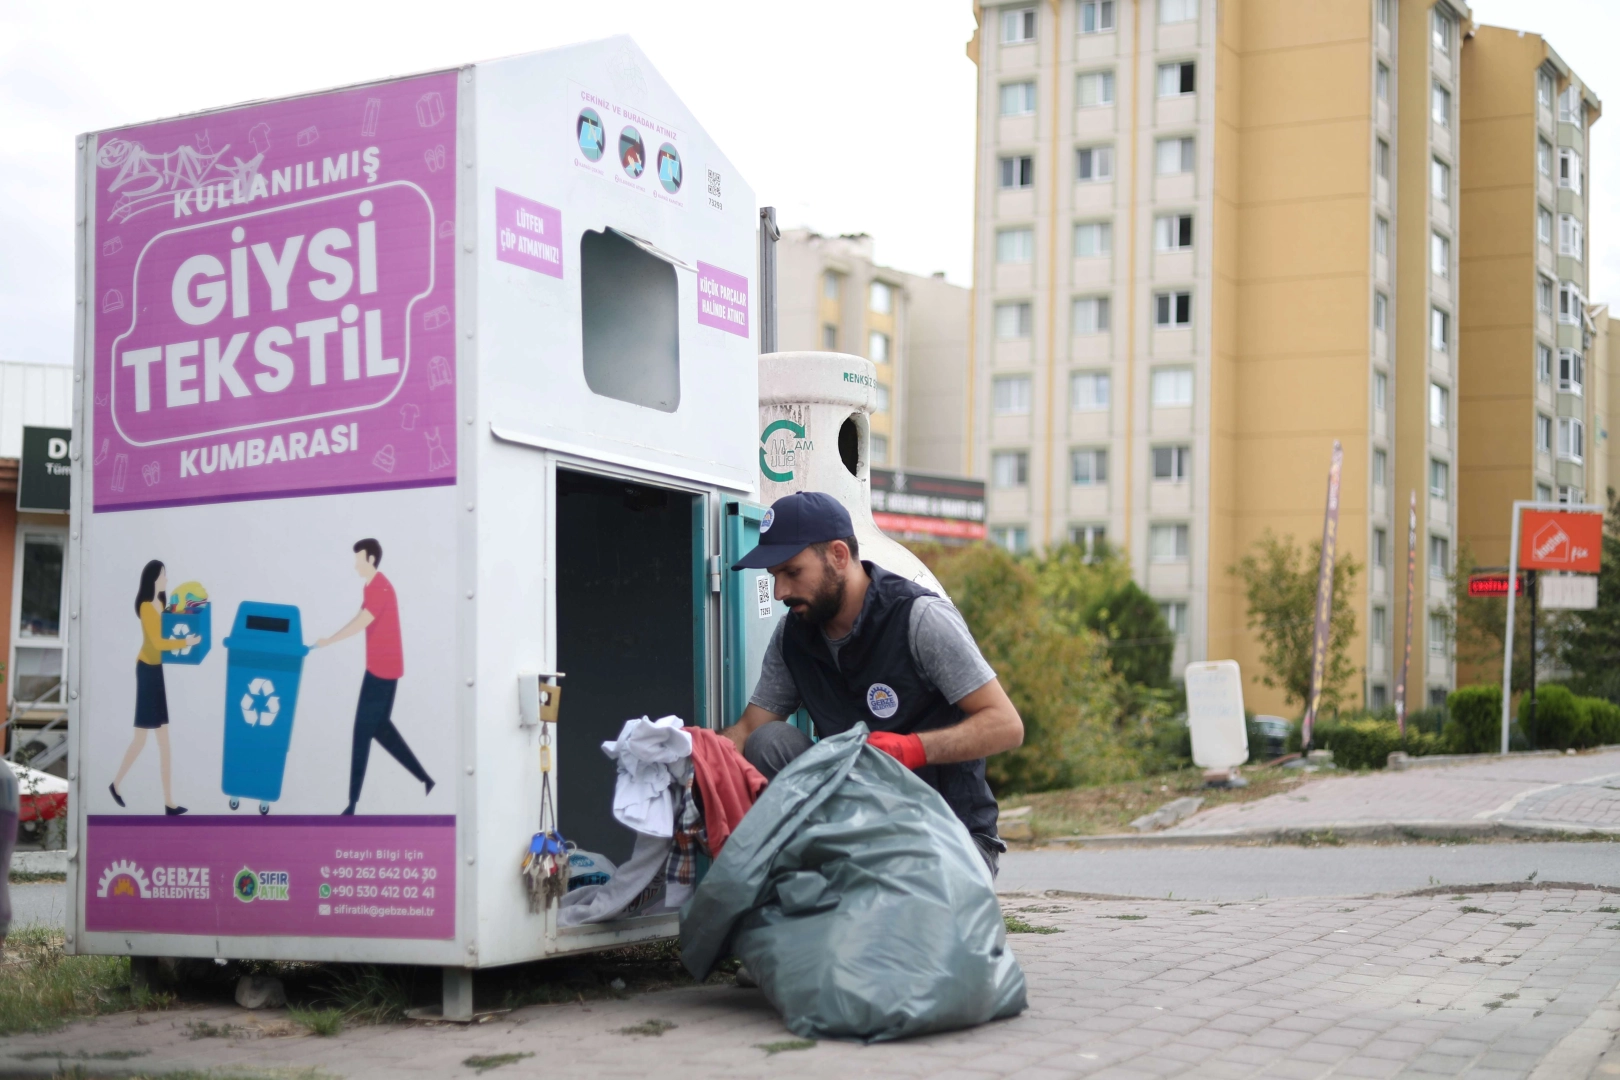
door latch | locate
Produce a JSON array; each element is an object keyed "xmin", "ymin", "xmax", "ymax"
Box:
[{"xmin": 518, "ymin": 672, "xmax": 565, "ymax": 726}]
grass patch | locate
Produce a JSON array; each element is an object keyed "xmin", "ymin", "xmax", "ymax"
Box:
[
  {"xmin": 186, "ymin": 1020, "xmax": 241, "ymax": 1040},
  {"xmin": 9, "ymin": 871, "xmax": 65, "ymax": 884},
  {"xmin": 464, "ymin": 1052, "xmax": 535, "ymax": 1073},
  {"xmin": 1502, "ymin": 921, "xmax": 1536, "ymax": 929},
  {"xmin": 1451, "ymin": 894, "xmax": 1470, "ymax": 901},
  {"xmin": 619, "ymin": 1018, "xmax": 677, "ymax": 1036},
  {"xmin": 1098, "ymin": 914, "xmax": 1147, "ymax": 921},
  {"xmin": 1294, "ymin": 830, "xmax": 1345, "ymax": 848},
  {"xmin": 757, "ymin": 1039, "xmax": 817, "ymax": 1055},
  {"xmin": 288, "ymin": 1006, "xmax": 344, "ymax": 1036},
  {"xmin": 1003, "ymin": 914, "xmax": 1060, "ymax": 934},
  {"xmin": 312, "ymin": 965, "xmax": 410, "ymax": 1025},
  {"xmin": 14, "ymin": 1049, "xmax": 150, "ymax": 1061},
  {"xmin": 1010, "ymin": 767, "xmax": 1300, "ymax": 839},
  {"xmin": 1460, "ymin": 906, "xmax": 1494, "ymax": 915},
  {"xmin": 0, "ymin": 925, "xmax": 149, "ymax": 1035},
  {"xmin": 1188, "ymin": 910, "xmax": 1214, "ymax": 916},
  {"xmin": 1598, "ymin": 906, "xmax": 1619, "ymax": 914},
  {"xmin": 1484, "ymin": 1000, "xmax": 1503, "ymax": 1010}
]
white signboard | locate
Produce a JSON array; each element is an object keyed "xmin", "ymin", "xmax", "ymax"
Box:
[
  {"xmin": 1541, "ymin": 574, "xmax": 1598, "ymax": 610},
  {"xmin": 1184, "ymin": 660, "xmax": 1249, "ymax": 770}
]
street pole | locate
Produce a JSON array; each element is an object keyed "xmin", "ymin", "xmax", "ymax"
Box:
[{"xmin": 758, "ymin": 207, "xmax": 780, "ymax": 355}]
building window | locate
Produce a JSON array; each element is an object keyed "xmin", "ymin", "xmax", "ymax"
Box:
[
  {"xmin": 1431, "ymin": 82, "xmax": 1451, "ymax": 127},
  {"xmin": 1003, "ymin": 7, "xmax": 1036, "ymax": 43},
  {"xmin": 869, "ymin": 281, "xmax": 893, "ymax": 314},
  {"xmin": 1429, "ymin": 383, "xmax": 1448, "ymax": 429},
  {"xmin": 1072, "ymin": 296, "xmax": 1111, "ymax": 334},
  {"xmin": 1373, "ymin": 528, "xmax": 1388, "ymax": 569},
  {"xmin": 1000, "ymin": 155, "xmax": 1035, "ymax": 189},
  {"xmin": 1074, "ymin": 221, "xmax": 1113, "ymax": 257},
  {"xmin": 997, "ymin": 227, "xmax": 1035, "ymax": 263},
  {"xmin": 1000, "ymin": 81, "xmax": 1036, "ymax": 116},
  {"xmin": 1428, "ymin": 612, "xmax": 1449, "ymax": 656},
  {"xmin": 1431, "ymin": 232, "xmax": 1450, "ymax": 278},
  {"xmin": 1431, "ymin": 158, "xmax": 1450, "ymax": 203},
  {"xmin": 1071, "ymin": 371, "xmax": 1110, "ymax": 411},
  {"xmin": 1559, "ymin": 282, "xmax": 1583, "ymax": 324},
  {"xmin": 991, "ymin": 525, "xmax": 1030, "ymax": 553},
  {"xmin": 1372, "ymin": 606, "xmax": 1388, "ymax": 645},
  {"xmin": 868, "ymin": 330, "xmax": 890, "ymax": 364},
  {"xmin": 1431, "ymin": 8, "xmax": 1453, "ymax": 52},
  {"xmin": 874, "ymin": 382, "xmax": 891, "ymax": 412},
  {"xmin": 1537, "ymin": 344, "xmax": 1553, "ymax": 383},
  {"xmin": 1374, "ymin": 293, "xmax": 1388, "ymax": 332},
  {"xmin": 822, "ymin": 324, "xmax": 838, "ymax": 350},
  {"xmin": 1156, "ymin": 137, "xmax": 1195, "ymax": 175},
  {"xmin": 1371, "ymin": 684, "xmax": 1388, "ymax": 709},
  {"xmin": 1560, "ymin": 148, "xmax": 1583, "ymax": 193},
  {"xmin": 1429, "ymin": 535, "xmax": 1449, "ymax": 578},
  {"xmin": 1558, "ymin": 417, "xmax": 1585, "ymax": 462},
  {"xmin": 1375, "ymin": 216, "xmax": 1389, "ymax": 256},
  {"xmin": 1538, "ymin": 71, "xmax": 1554, "ymax": 109},
  {"xmin": 1070, "ymin": 523, "xmax": 1107, "ymax": 556},
  {"xmin": 1559, "ymin": 349, "xmax": 1584, "ymax": 395},
  {"xmin": 1538, "ymin": 483, "xmax": 1554, "ymax": 504},
  {"xmin": 1077, "ymin": 70, "xmax": 1116, "ymax": 108},
  {"xmin": 1161, "ymin": 601, "xmax": 1189, "ymax": 636},
  {"xmin": 1075, "ymin": 145, "xmax": 1114, "ymax": 182},
  {"xmin": 1157, "ymin": 61, "xmax": 1196, "ymax": 97},
  {"xmin": 1560, "ymin": 486, "xmax": 1586, "ymax": 506},
  {"xmin": 993, "ymin": 375, "xmax": 1033, "ymax": 415},
  {"xmin": 1376, "ymin": 0, "xmax": 1391, "ymax": 28},
  {"xmin": 1538, "ymin": 138, "xmax": 1553, "ymax": 177},
  {"xmin": 1079, "ymin": 0, "xmax": 1116, "ymax": 34},
  {"xmin": 1373, "ymin": 448, "xmax": 1388, "ymax": 487},
  {"xmin": 1376, "ymin": 139, "xmax": 1390, "ymax": 182},
  {"xmin": 1150, "ymin": 524, "xmax": 1191, "ymax": 562},
  {"xmin": 1538, "ymin": 206, "xmax": 1553, "ymax": 245},
  {"xmin": 1538, "ymin": 276, "xmax": 1554, "ymax": 313},
  {"xmin": 823, "ymin": 271, "xmax": 841, "ymax": 300},
  {"xmin": 1560, "ymin": 84, "xmax": 1585, "ymax": 126},
  {"xmin": 1429, "ymin": 458, "xmax": 1449, "ymax": 499},
  {"xmin": 1536, "ymin": 414, "xmax": 1553, "ymax": 453},
  {"xmin": 1154, "ymin": 214, "xmax": 1194, "ymax": 251},
  {"xmin": 1430, "ymin": 308, "xmax": 1449, "ymax": 353},
  {"xmin": 995, "ymin": 301, "xmax": 1033, "ymax": 339},
  {"xmin": 1152, "ymin": 445, "xmax": 1190, "ymax": 482},
  {"xmin": 992, "ymin": 450, "xmax": 1029, "ymax": 488},
  {"xmin": 1154, "ymin": 290, "xmax": 1192, "ymax": 327},
  {"xmin": 869, "ymin": 434, "xmax": 889, "ymax": 464},
  {"xmin": 1374, "ymin": 371, "xmax": 1387, "ymax": 412},
  {"xmin": 1070, "ymin": 448, "xmax": 1109, "ymax": 486},
  {"xmin": 1151, "ymin": 367, "xmax": 1194, "ymax": 407},
  {"xmin": 18, "ymin": 533, "xmax": 64, "ymax": 641},
  {"xmin": 1376, "ymin": 63, "xmax": 1389, "ymax": 103},
  {"xmin": 1159, "ymin": 0, "xmax": 1197, "ymax": 24},
  {"xmin": 1559, "ymin": 215, "xmax": 1584, "ymax": 261}
]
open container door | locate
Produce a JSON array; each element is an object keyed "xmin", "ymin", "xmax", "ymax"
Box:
[{"xmin": 720, "ymin": 500, "xmax": 808, "ymax": 736}]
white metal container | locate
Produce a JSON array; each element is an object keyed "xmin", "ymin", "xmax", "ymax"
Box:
[{"xmin": 67, "ymin": 37, "xmax": 757, "ymax": 1001}]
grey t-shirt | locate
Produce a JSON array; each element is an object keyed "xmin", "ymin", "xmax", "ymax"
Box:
[{"xmin": 748, "ymin": 593, "xmax": 997, "ymax": 717}]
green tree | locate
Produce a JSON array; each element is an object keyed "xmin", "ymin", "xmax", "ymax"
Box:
[
  {"xmin": 1029, "ymin": 542, "xmax": 1171, "ymax": 689},
  {"xmin": 1229, "ymin": 530, "xmax": 1362, "ymax": 711},
  {"xmin": 1557, "ymin": 490, "xmax": 1620, "ymax": 701},
  {"xmin": 1448, "ymin": 544, "xmax": 1570, "ymax": 690}
]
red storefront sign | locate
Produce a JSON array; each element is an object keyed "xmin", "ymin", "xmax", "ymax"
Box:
[{"xmin": 1519, "ymin": 510, "xmax": 1602, "ymax": 573}]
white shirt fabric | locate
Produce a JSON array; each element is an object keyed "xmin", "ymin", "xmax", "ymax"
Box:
[{"xmin": 600, "ymin": 715, "xmax": 693, "ymax": 837}]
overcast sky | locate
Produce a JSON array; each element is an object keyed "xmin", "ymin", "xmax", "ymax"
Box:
[{"xmin": 0, "ymin": 0, "xmax": 1613, "ymax": 367}]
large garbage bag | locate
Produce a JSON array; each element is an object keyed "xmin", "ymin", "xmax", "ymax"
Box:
[{"xmin": 680, "ymin": 726, "xmax": 1026, "ymax": 1042}]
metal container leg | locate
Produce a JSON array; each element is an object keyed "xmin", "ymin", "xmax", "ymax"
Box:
[{"xmin": 442, "ymin": 967, "xmax": 474, "ymax": 1021}]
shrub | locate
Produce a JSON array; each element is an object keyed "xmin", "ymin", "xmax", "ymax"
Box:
[
  {"xmin": 1445, "ymin": 685, "xmax": 1502, "ymax": 754},
  {"xmin": 1585, "ymin": 697, "xmax": 1620, "ymax": 746},
  {"xmin": 1523, "ymin": 684, "xmax": 1583, "ymax": 750},
  {"xmin": 1405, "ymin": 706, "xmax": 1446, "ymax": 736},
  {"xmin": 1307, "ymin": 718, "xmax": 1445, "ymax": 770}
]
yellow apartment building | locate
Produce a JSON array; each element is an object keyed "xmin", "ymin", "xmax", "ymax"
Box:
[{"xmin": 968, "ymin": 0, "xmax": 1484, "ymax": 713}]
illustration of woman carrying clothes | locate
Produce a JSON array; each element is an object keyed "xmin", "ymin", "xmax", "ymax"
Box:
[{"xmin": 109, "ymin": 561, "xmax": 199, "ymax": 815}]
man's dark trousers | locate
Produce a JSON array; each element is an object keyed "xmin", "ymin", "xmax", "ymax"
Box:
[{"xmin": 348, "ymin": 672, "xmax": 431, "ymax": 808}]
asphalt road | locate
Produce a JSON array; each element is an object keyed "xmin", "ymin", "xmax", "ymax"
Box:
[{"xmin": 997, "ymin": 840, "xmax": 1620, "ymax": 899}]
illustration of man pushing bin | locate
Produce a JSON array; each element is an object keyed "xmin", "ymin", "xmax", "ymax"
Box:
[{"xmin": 314, "ymin": 539, "xmax": 436, "ymax": 815}]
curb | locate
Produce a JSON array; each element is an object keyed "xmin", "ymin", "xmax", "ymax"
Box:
[
  {"xmin": 1042, "ymin": 819, "xmax": 1620, "ymax": 848},
  {"xmin": 11, "ymin": 850, "xmax": 67, "ymax": 875}
]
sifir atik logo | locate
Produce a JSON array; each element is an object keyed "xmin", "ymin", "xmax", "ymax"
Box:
[{"xmin": 234, "ymin": 867, "xmax": 291, "ymax": 903}]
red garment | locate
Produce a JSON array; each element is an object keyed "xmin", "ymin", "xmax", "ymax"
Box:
[
  {"xmin": 685, "ymin": 728, "xmax": 768, "ymax": 857},
  {"xmin": 362, "ymin": 572, "xmax": 404, "ymax": 679}
]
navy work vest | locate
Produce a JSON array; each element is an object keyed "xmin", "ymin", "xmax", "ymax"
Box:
[{"xmin": 779, "ymin": 562, "xmax": 1000, "ymax": 838}]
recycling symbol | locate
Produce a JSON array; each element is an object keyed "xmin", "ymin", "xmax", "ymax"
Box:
[
  {"xmin": 169, "ymin": 622, "xmax": 193, "ymax": 655},
  {"xmin": 240, "ymin": 678, "xmax": 281, "ymax": 727}
]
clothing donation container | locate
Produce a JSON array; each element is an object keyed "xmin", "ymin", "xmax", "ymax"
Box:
[{"xmin": 66, "ymin": 37, "xmax": 759, "ymax": 1017}]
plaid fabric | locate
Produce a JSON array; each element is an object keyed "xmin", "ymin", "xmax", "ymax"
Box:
[{"xmin": 667, "ymin": 780, "xmax": 706, "ymax": 887}]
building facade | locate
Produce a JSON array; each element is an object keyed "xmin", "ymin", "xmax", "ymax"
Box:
[
  {"xmin": 775, "ymin": 229, "xmax": 971, "ymax": 474},
  {"xmin": 967, "ymin": 0, "xmax": 1488, "ymax": 711}
]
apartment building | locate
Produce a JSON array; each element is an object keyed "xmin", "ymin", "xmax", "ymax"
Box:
[
  {"xmin": 1458, "ymin": 31, "xmax": 1603, "ymax": 583},
  {"xmin": 775, "ymin": 228, "xmax": 971, "ymax": 473},
  {"xmin": 967, "ymin": 0, "xmax": 1472, "ymax": 711}
]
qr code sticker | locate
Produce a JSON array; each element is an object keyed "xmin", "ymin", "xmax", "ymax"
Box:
[
  {"xmin": 708, "ymin": 169, "xmax": 722, "ymax": 198},
  {"xmin": 756, "ymin": 574, "xmax": 773, "ymax": 619}
]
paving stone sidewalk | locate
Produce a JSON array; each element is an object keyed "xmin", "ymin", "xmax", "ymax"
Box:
[
  {"xmin": 8, "ymin": 888, "xmax": 1620, "ymax": 1079},
  {"xmin": 1160, "ymin": 748, "xmax": 1620, "ymax": 839}
]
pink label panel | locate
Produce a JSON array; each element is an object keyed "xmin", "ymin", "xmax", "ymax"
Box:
[
  {"xmin": 84, "ymin": 815, "xmax": 455, "ymax": 939},
  {"xmin": 494, "ymin": 188, "xmax": 563, "ymax": 278},
  {"xmin": 696, "ymin": 261, "xmax": 749, "ymax": 338},
  {"xmin": 93, "ymin": 72, "xmax": 459, "ymax": 511}
]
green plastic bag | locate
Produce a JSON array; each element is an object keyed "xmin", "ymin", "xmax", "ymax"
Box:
[{"xmin": 680, "ymin": 726, "xmax": 1027, "ymax": 1042}]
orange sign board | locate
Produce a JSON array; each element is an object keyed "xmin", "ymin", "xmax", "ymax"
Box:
[{"xmin": 1519, "ymin": 510, "xmax": 1603, "ymax": 572}]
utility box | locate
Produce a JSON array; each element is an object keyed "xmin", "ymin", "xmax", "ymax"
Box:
[{"xmin": 67, "ymin": 37, "xmax": 758, "ymax": 988}]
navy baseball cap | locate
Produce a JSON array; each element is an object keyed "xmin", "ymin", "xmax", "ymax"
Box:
[{"xmin": 731, "ymin": 492, "xmax": 854, "ymax": 570}]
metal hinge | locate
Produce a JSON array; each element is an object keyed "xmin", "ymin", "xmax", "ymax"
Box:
[{"xmin": 708, "ymin": 554, "xmax": 721, "ymax": 594}]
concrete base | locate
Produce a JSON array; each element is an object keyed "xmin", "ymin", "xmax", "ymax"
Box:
[{"xmin": 442, "ymin": 967, "xmax": 474, "ymax": 1022}]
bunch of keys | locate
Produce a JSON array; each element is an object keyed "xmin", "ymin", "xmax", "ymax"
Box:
[{"xmin": 522, "ymin": 829, "xmax": 569, "ymax": 913}]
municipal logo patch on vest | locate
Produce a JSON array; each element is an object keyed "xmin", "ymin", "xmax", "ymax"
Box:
[
  {"xmin": 866, "ymin": 682, "xmax": 900, "ymax": 719},
  {"xmin": 760, "ymin": 508, "xmax": 775, "ymax": 533}
]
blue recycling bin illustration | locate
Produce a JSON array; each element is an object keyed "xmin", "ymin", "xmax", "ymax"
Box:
[
  {"xmin": 161, "ymin": 580, "xmax": 212, "ymax": 665},
  {"xmin": 221, "ymin": 602, "xmax": 310, "ymax": 814}
]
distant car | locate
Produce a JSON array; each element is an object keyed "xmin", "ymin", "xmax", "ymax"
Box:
[{"xmin": 1252, "ymin": 716, "xmax": 1291, "ymax": 759}]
